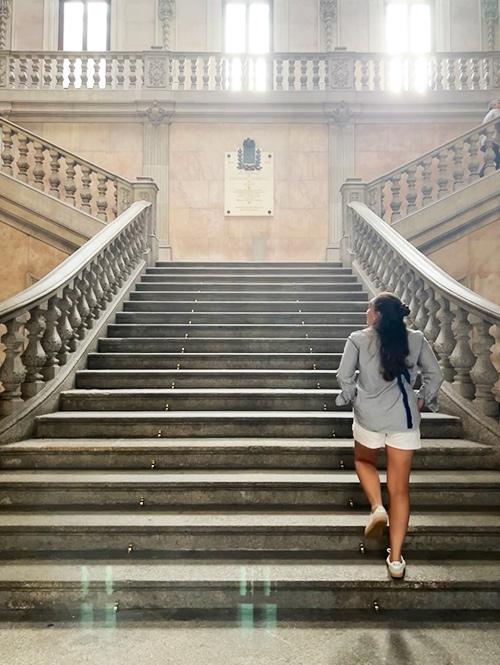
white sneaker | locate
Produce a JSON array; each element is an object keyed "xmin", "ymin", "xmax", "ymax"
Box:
[
  {"xmin": 364, "ymin": 505, "xmax": 388, "ymax": 539},
  {"xmin": 386, "ymin": 548, "xmax": 406, "ymax": 578}
]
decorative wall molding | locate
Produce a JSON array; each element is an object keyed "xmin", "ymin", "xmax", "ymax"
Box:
[
  {"xmin": 158, "ymin": 0, "xmax": 175, "ymax": 50},
  {"xmin": 320, "ymin": 0, "xmax": 337, "ymax": 51},
  {"xmin": 0, "ymin": 0, "xmax": 12, "ymax": 50},
  {"xmin": 329, "ymin": 101, "xmax": 354, "ymax": 127},
  {"xmin": 482, "ymin": 0, "xmax": 499, "ymax": 50},
  {"xmin": 141, "ymin": 100, "xmax": 172, "ymax": 126}
]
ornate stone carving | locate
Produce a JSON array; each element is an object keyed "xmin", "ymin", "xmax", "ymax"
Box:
[
  {"xmin": 329, "ymin": 58, "xmax": 354, "ymax": 89},
  {"xmin": 320, "ymin": 0, "xmax": 337, "ymax": 51},
  {"xmin": 142, "ymin": 101, "xmax": 170, "ymax": 126},
  {"xmin": 482, "ymin": 0, "xmax": 499, "ymax": 50},
  {"xmin": 0, "ymin": 0, "xmax": 12, "ymax": 50},
  {"xmin": 329, "ymin": 101, "xmax": 353, "ymax": 127},
  {"xmin": 146, "ymin": 55, "xmax": 168, "ymax": 88},
  {"xmin": 159, "ymin": 0, "xmax": 175, "ymax": 50}
]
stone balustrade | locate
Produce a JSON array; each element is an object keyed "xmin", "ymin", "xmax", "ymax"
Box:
[
  {"xmin": 1, "ymin": 50, "xmax": 499, "ymax": 92},
  {"xmin": 365, "ymin": 117, "xmax": 500, "ymax": 223},
  {"xmin": 343, "ymin": 194, "xmax": 500, "ymax": 421},
  {"xmin": 0, "ymin": 201, "xmax": 155, "ymax": 419},
  {"xmin": 0, "ymin": 117, "xmax": 134, "ymax": 222}
]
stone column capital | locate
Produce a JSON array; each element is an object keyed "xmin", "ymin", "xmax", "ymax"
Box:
[
  {"xmin": 327, "ymin": 102, "xmax": 354, "ymax": 128},
  {"xmin": 141, "ymin": 101, "xmax": 173, "ymax": 127}
]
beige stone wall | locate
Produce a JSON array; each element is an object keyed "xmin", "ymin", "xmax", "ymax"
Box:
[
  {"xmin": 354, "ymin": 122, "xmax": 474, "ymax": 181},
  {"xmin": 0, "ymin": 223, "xmax": 69, "ymax": 302},
  {"xmin": 428, "ymin": 221, "xmax": 500, "ymax": 305},
  {"xmin": 12, "ymin": 0, "xmax": 44, "ymax": 50},
  {"xmin": 169, "ymin": 123, "xmax": 329, "ymax": 261}
]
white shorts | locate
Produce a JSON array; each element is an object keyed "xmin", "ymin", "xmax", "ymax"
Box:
[{"xmin": 352, "ymin": 420, "xmax": 421, "ymax": 451}]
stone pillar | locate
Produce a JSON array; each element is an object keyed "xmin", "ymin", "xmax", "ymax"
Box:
[
  {"xmin": 326, "ymin": 102, "xmax": 355, "ymax": 262},
  {"xmin": 141, "ymin": 101, "xmax": 173, "ymax": 261},
  {"xmin": 0, "ymin": 0, "xmax": 13, "ymax": 50}
]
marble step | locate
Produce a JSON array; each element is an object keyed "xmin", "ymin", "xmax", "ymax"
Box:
[
  {"xmin": 106, "ymin": 323, "xmax": 364, "ymax": 338},
  {"xmin": 129, "ymin": 290, "xmax": 368, "ymax": 302},
  {"xmin": 87, "ymin": 352, "xmax": 343, "ymax": 370},
  {"xmin": 147, "ymin": 265, "xmax": 347, "ymax": 274},
  {"xmin": 35, "ymin": 411, "xmax": 463, "ymax": 441},
  {"xmin": 140, "ymin": 274, "xmax": 359, "ymax": 284},
  {"xmin": 0, "ymin": 511, "xmax": 499, "ymax": 557},
  {"xmin": 0, "ymin": 438, "xmax": 494, "ymax": 471},
  {"xmin": 98, "ymin": 337, "xmax": 350, "ymax": 353},
  {"xmin": 60, "ymin": 389, "xmax": 349, "ymax": 412},
  {"xmin": 1, "ymin": 558, "xmax": 499, "ymax": 618},
  {"xmin": 135, "ymin": 282, "xmax": 364, "ymax": 292},
  {"xmin": 123, "ymin": 300, "xmax": 368, "ymax": 312},
  {"xmin": 114, "ymin": 311, "xmax": 367, "ymax": 325},
  {"xmin": 155, "ymin": 262, "xmax": 344, "ymax": 268},
  {"xmin": 0, "ymin": 468, "xmax": 497, "ymax": 510},
  {"xmin": 75, "ymin": 369, "xmax": 341, "ymax": 389}
]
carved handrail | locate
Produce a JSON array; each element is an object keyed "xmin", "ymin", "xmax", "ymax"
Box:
[
  {"xmin": 365, "ymin": 116, "xmax": 500, "ymax": 222},
  {"xmin": 0, "ymin": 116, "xmax": 134, "ymax": 221},
  {"xmin": 0, "ymin": 201, "xmax": 153, "ymax": 419},
  {"xmin": 346, "ymin": 199, "xmax": 500, "ymax": 420},
  {"xmin": 1, "ymin": 49, "xmax": 499, "ymax": 92}
]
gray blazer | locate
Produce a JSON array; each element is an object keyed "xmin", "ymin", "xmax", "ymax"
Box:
[{"xmin": 335, "ymin": 327, "xmax": 444, "ymax": 433}]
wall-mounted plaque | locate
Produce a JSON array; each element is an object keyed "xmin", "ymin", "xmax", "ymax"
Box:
[{"xmin": 224, "ymin": 139, "xmax": 274, "ymax": 217}]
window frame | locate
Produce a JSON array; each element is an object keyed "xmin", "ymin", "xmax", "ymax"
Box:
[
  {"xmin": 222, "ymin": 0, "xmax": 274, "ymax": 54},
  {"xmin": 384, "ymin": 0, "xmax": 435, "ymax": 53},
  {"xmin": 58, "ymin": 0, "xmax": 111, "ymax": 51}
]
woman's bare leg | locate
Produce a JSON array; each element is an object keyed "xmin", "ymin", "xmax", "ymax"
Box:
[
  {"xmin": 385, "ymin": 446, "xmax": 414, "ymax": 562},
  {"xmin": 354, "ymin": 441, "xmax": 382, "ymax": 511}
]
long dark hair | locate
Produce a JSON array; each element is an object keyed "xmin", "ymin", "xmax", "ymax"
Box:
[{"xmin": 372, "ymin": 292, "xmax": 411, "ymax": 381}]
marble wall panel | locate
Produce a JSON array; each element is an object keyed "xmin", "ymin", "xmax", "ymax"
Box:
[
  {"xmin": 121, "ymin": 0, "xmax": 156, "ymax": 50},
  {"xmin": 450, "ymin": 0, "xmax": 481, "ymax": 51},
  {"xmin": 176, "ymin": 0, "xmax": 208, "ymax": 51},
  {"xmin": 288, "ymin": 0, "xmax": 320, "ymax": 52},
  {"xmin": 12, "ymin": 0, "xmax": 44, "ymax": 50}
]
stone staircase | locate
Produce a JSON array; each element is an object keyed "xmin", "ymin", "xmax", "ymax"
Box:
[{"xmin": 0, "ymin": 262, "xmax": 499, "ymax": 620}]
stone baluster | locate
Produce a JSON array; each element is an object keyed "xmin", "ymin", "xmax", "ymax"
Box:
[
  {"xmin": 67, "ymin": 282, "xmax": 82, "ymax": 352},
  {"xmin": 471, "ymin": 58, "xmax": 480, "ymax": 90},
  {"xmin": 30, "ymin": 142, "xmax": 46, "ymax": 191},
  {"xmin": 80, "ymin": 164, "xmax": 92, "ymax": 213},
  {"xmin": 380, "ymin": 252, "xmax": 395, "ymax": 290},
  {"xmin": 55, "ymin": 56, "xmax": 64, "ymax": 88},
  {"xmin": 21, "ymin": 307, "xmax": 47, "ymax": 398},
  {"xmin": 361, "ymin": 58, "xmax": 369, "ymax": 90},
  {"xmin": 215, "ymin": 57, "xmax": 222, "ymax": 90},
  {"xmin": 434, "ymin": 296, "xmax": 455, "ymax": 381},
  {"xmin": 483, "ymin": 56, "xmax": 491, "ymax": 89},
  {"xmin": 129, "ymin": 55, "xmax": 137, "ymax": 88},
  {"xmin": 203, "ymin": 57, "xmax": 210, "ymax": 90},
  {"xmin": 373, "ymin": 57, "xmax": 382, "ymax": 91},
  {"xmin": 8, "ymin": 56, "xmax": 16, "ymax": 86},
  {"xmin": 389, "ymin": 174, "xmax": 402, "ymax": 222},
  {"xmin": 96, "ymin": 174, "xmax": 109, "ymax": 221},
  {"xmin": 420, "ymin": 157, "xmax": 433, "ymax": 205},
  {"xmin": 401, "ymin": 271, "xmax": 416, "ymax": 322},
  {"xmin": 41, "ymin": 296, "xmax": 62, "ymax": 380},
  {"xmin": 0, "ymin": 316, "xmax": 27, "ymax": 417},
  {"xmin": 242, "ymin": 56, "xmax": 249, "ymax": 90},
  {"xmin": 93, "ymin": 56, "xmax": 101, "ymax": 88},
  {"xmin": 67, "ymin": 56, "xmax": 76, "ymax": 88},
  {"xmin": 405, "ymin": 165, "xmax": 417, "ymax": 214},
  {"xmin": 300, "ymin": 59, "xmax": 308, "ymax": 90},
  {"xmin": 105, "ymin": 56, "xmax": 113, "ymax": 88},
  {"xmin": 190, "ymin": 56, "xmax": 198, "ymax": 90},
  {"xmin": 49, "ymin": 149, "xmax": 62, "ymax": 198},
  {"xmin": 178, "ymin": 57, "xmax": 186, "ymax": 90},
  {"xmin": 288, "ymin": 59, "xmax": 296, "ymax": 91},
  {"xmin": 312, "ymin": 59, "xmax": 320, "ymax": 90},
  {"xmin": 56, "ymin": 287, "xmax": 73, "ymax": 366},
  {"xmin": 31, "ymin": 56, "xmax": 40, "ymax": 88},
  {"xmin": 387, "ymin": 258, "xmax": 401, "ymax": 293},
  {"xmin": 91, "ymin": 262, "xmax": 106, "ymax": 314},
  {"xmin": 437, "ymin": 150, "xmax": 450, "ymax": 199},
  {"xmin": 64, "ymin": 157, "xmax": 77, "ymax": 205},
  {"xmin": 413, "ymin": 279, "xmax": 429, "ymax": 332},
  {"xmin": 469, "ymin": 316, "xmax": 498, "ymax": 417},
  {"xmin": 84, "ymin": 267, "xmax": 99, "ymax": 323},
  {"xmin": 482, "ymin": 125, "xmax": 498, "ymax": 176},
  {"xmin": 114, "ymin": 238, "xmax": 127, "ymax": 287},
  {"xmin": 423, "ymin": 286, "xmax": 440, "ymax": 345},
  {"xmin": 452, "ymin": 140, "xmax": 465, "ymax": 191},
  {"xmin": 432, "ymin": 57, "xmax": 443, "ymax": 91},
  {"xmin": 1, "ymin": 126, "xmax": 14, "ymax": 175},
  {"xmin": 19, "ymin": 57, "xmax": 28, "ymax": 87},
  {"xmin": 81, "ymin": 55, "xmax": 88, "ymax": 88},
  {"xmin": 446, "ymin": 58, "xmax": 456, "ymax": 90},
  {"xmin": 449, "ymin": 306, "xmax": 475, "ymax": 399},
  {"xmin": 43, "ymin": 56, "xmax": 52, "ymax": 87},
  {"xmin": 103, "ymin": 248, "xmax": 119, "ymax": 296},
  {"xmin": 458, "ymin": 57, "xmax": 468, "ymax": 90},
  {"xmin": 117, "ymin": 56, "xmax": 125, "ymax": 88},
  {"xmin": 466, "ymin": 132, "xmax": 481, "ymax": 182},
  {"xmin": 393, "ymin": 263, "xmax": 406, "ymax": 300},
  {"xmin": 75, "ymin": 274, "xmax": 91, "ymax": 337},
  {"xmin": 16, "ymin": 134, "xmax": 30, "ymax": 183},
  {"xmin": 276, "ymin": 58, "xmax": 283, "ymax": 90}
]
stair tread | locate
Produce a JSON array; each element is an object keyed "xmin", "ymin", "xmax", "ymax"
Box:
[
  {"xmin": 77, "ymin": 369, "xmax": 340, "ymax": 374},
  {"xmin": 63, "ymin": 388, "xmax": 343, "ymax": 395},
  {"xmin": 0, "ymin": 511, "xmax": 498, "ymax": 529},
  {"xmin": 1, "ymin": 469, "xmax": 498, "ymax": 484},
  {"xmin": 1, "ymin": 438, "xmax": 491, "ymax": 452},
  {"xmin": 1, "ymin": 559, "xmax": 499, "ymax": 585}
]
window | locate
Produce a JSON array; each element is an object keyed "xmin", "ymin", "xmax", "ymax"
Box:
[
  {"xmin": 385, "ymin": 1, "xmax": 433, "ymax": 91},
  {"xmin": 223, "ymin": 1, "xmax": 272, "ymax": 90},
  {"xmin": 59, "ymin": 0, "xmax": 111, "ymax": 51}
]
